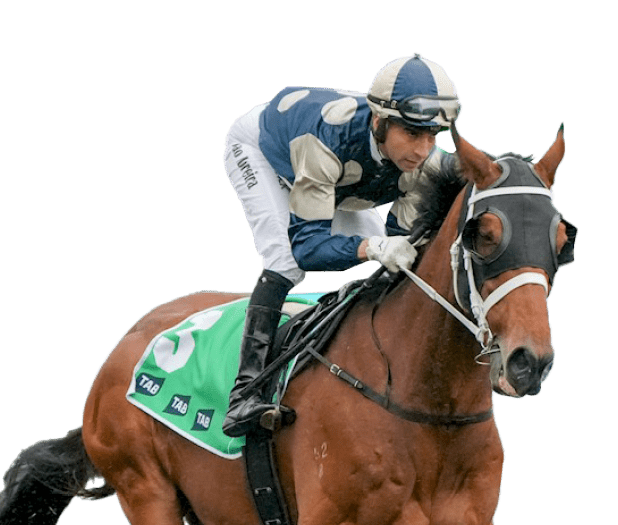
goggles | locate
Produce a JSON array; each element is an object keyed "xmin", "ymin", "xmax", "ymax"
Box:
[{"xmin": 368, "ymin": 94, "xmax": 461, "ymax": 124}]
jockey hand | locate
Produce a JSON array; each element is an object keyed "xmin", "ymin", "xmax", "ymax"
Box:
[{"xmin": 365, "ymin": 236, "xmax": 418, "ymax": 273}]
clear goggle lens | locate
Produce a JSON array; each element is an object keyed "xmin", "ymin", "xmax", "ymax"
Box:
[{"xmin": 398, "ymin": 95, "xmax": 461, "ymax": 123}]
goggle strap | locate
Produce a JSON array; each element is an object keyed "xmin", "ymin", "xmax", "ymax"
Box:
[{"xmin": 367, "ymin": 94, "xmax": 397, "ymax": 109}]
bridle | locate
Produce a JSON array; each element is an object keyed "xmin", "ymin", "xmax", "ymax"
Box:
[
  {"xmin": 407, "ymin": 156, "xmax": 576, "ymax": 362},
  {"xmin": 306, "ymin": 157, "xmax": 575, "ymax": 427},
  {"xmin": 403, "ymin": 190, "xmax": 550, "ymax": 364},
  {"xmin": 450, "ymin": 179, "xmax": 551, "ymax": 361}
]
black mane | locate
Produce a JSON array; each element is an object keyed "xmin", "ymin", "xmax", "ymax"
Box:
[
  {"xmin": 407, "ymin": 158, "xmax": 466, "ymax": 240},
  {"xmin": 409, "ymin": 150, "xmax": 534, "ymax": 241}
]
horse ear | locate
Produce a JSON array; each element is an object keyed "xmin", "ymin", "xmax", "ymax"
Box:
[
  {"xmin": 451, "ymin": 123, "xmax": 500, "ymax": 188},
  {"xmin": 534, "ymin": 124, "xmax": 565, "ymax": 188}
]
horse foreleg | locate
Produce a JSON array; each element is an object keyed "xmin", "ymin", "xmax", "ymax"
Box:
[{"xmin": 429, "ymin": 441, "xmax": 503, "ymax": 525}]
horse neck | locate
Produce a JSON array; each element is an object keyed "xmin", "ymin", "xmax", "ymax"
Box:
[{"xmin": 378, "ymin": 191, "xmax": 492, "ymax": 414}]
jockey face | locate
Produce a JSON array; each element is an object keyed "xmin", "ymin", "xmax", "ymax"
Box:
[{"xmin": 375, "ymin": 117, "xmax": 437, "ymax": 172}]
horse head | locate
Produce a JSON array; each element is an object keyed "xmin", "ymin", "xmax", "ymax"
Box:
[{"xmin": 451, "ymin": 125, "xmax": 575, "ymax": 397}]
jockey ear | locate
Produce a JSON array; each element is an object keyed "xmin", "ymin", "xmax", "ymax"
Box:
[
  {"xmin": 534, "ymin": 124, "xmax": 565, "ymax": 188},
  {"xmin": 451, "ymin": 123, "xmax": 501, "ymax": 188}
]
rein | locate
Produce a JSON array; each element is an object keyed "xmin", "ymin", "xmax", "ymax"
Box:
[
  {"xmin": 302, "ymin": 265, "xmax": 495, "ymax": 428},
  {"xmin": 306, "ymin": 180, "xmax": 557, "ymax": 428},
  {"xmin": 450, "ymin": 182, "xmax": 551, "ymax": 361}
]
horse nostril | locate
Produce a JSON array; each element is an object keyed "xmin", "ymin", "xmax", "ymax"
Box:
[
  {"xmin": 507, "ymin": 347, "xmax": 534, "ymax": 379},
  {"xmin": 506, "ymin": 347, "xmax": 540, "ymax": 396},
  {"xmin": 540, "ymin": 360, "xmax": 553, "ymax": 382},
  {"xmin": 499, "ymin": 346, "xmax": 553, "ymax": 397}
]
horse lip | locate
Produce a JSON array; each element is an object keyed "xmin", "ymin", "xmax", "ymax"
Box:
[
  {"xmin": 489, "ymin": 349, "xmax": 521, "ymax": 398},
  {"xmin": 495, "ymin": 375, "xmax": 521, "ymax": 397}
]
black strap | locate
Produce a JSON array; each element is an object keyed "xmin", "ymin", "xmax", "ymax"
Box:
[
  {"xmin": 244, "ymin": 428, "xmax": 292, "ymax": 525},
  {"xmin": 303, "ymin": 345, "xmax": 493, "ymax": 427},
  {"xmin": 238, "ymin": 281, "xmax": 366, "ymax": 399}
]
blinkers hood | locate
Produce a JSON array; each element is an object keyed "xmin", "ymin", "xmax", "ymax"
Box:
[{"xmin": 456, "ymin": 156, "xmax": 577, "ymax": 309}]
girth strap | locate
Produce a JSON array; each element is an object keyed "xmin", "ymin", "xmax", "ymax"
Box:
[{"xmin": 244, "ymin": 428, "xmax": 292, "ymax": 525}]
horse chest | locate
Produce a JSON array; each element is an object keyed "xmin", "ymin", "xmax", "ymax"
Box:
[{"xmin": 410, "ymin": 428, "xmax": 502, "ymax": 523}]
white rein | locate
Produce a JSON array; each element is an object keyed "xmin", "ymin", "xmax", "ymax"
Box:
[{"xmin": 401, "ymin": 184, "xmax": 551, "ymax": 363}]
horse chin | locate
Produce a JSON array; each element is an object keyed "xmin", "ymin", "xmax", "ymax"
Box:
[{"xmin": 494, "ymin": 375, "xmax": 521, "ymax": 398}]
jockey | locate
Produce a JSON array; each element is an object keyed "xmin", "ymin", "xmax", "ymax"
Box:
[{"xmin": 223, "ymin": 54, "xmax": 463, "ymax": 437}]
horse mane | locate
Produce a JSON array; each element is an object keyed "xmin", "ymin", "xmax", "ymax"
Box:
[
  {"xmin": 411, "ymin": 164, "xmax": 467, "ymax": 239},
  {"xmin": 414, "ymin": 150, "xmax": 536, "ymax": 239},
  {"xmin": 336, "ymin": 150, "xmax": 536, "ymax": 302}
]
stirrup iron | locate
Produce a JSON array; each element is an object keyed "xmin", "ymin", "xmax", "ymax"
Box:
[{"xmin": 259, "ymin": 406, "xmax": 296, "ymax": 432}]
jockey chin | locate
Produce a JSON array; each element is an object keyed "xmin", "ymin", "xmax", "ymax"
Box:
[{"xmin": 222, "ymin": 55, "xmax": 464, "ymax": 437}]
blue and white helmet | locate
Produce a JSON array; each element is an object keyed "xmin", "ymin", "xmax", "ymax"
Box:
[{"xmin": 367, "ymin": 55, "xmax": 460, "ymax": 129}]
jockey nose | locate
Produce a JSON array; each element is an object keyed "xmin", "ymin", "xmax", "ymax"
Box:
[
  {"xmin": 412, "ymin": 133, "xmax": 435, "ymax": 159},
  {"xmin": 505, "ymin": 347, "xmax": 554, "ymax": 396}
]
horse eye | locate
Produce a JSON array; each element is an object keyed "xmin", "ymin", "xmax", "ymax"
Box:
[{"xmin": 465, "ymin": 213, "xmax": 503, "ymax": 259}]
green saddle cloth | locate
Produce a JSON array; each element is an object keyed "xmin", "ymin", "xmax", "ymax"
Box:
[{"xmin": 126, "ymin": 294, "xmax": 321, "ymax": 459}]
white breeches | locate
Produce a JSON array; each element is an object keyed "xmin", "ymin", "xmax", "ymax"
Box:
[{"xmin": 224, "ymin": 104, "xmax": 385, "ymax": 285}]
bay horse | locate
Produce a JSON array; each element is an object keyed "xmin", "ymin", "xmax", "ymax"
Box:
[{"xmin": 0, "ymin": 126, "xmax": 573, "ymax": 525}]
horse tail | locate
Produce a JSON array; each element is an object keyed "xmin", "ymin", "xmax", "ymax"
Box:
[{"xmin": 0, "ymin": 427, "xmax": 115, "ymax": 525}]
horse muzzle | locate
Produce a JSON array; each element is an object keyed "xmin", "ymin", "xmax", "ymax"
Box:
[{"xmin": 490, "ymin": 345, "xmax": 554, "ymax": 397}]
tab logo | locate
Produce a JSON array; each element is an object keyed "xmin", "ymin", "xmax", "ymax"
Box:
[
  {"xmin": 192, "ymin": 409, "xmax": 215, "ymax": 431},
  {"xmin": 164, "ymin": 394, "xmax": 191, "ymax": 416},
  {"xmin": 135, "ymin": 373, "xmax": 165, "ymax": 396}
]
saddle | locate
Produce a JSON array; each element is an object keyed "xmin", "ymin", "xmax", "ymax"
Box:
[
  {"xmin": 243, "ymin": 227, "xmax": 428, "ymax": 525},
  {"xmin": 243, "ymin": 273, "xmax": 397, "ymax": 525}
]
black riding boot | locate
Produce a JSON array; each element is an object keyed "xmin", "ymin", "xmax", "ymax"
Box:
[{"xmin": 222, "ymin": 270, "xmax": 293, "ymax": 437}]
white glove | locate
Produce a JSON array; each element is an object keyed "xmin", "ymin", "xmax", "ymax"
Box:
[{"xmin": 366, "ymin": 236, "xmax": 418, "ymax": 273}]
